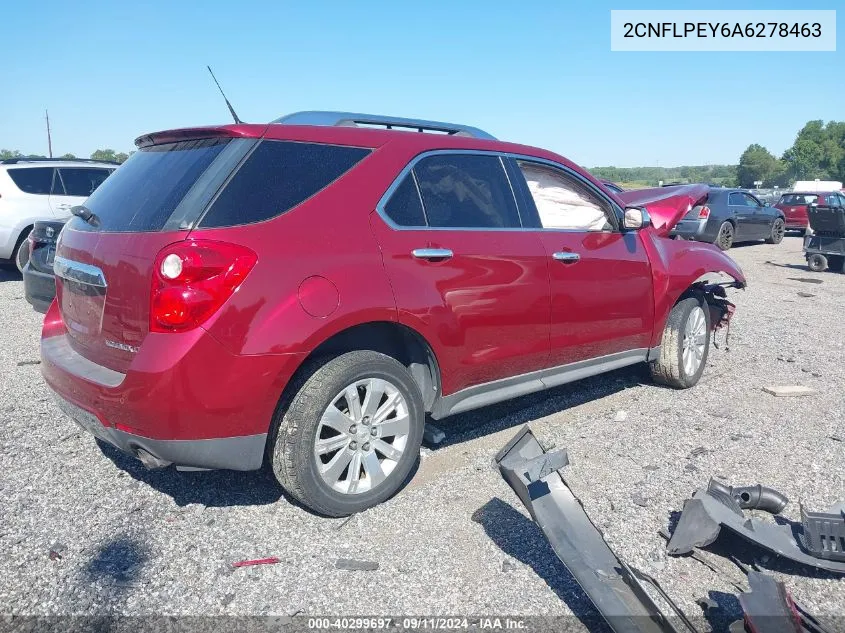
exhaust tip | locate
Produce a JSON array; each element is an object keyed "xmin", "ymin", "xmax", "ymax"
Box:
[{"xmin": 135, "ymin": 448, "xmax": 171, "ymax": 470}]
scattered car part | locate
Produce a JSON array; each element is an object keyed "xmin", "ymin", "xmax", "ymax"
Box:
[
  {"xmin": 734, "ymin": 571, "xmax": 832, "ymax": 633},
  {"xmin": 799, "ymin": 502, "xmax": 845, "ymax": 563},
  {"xmin": 232, "ymin": 557, "xmax": 280, "ymax": 568},
  {"xmin": 666, "ymin": 480, "xmax": 845, "ymax": 574},
  {"xmin": 495, "ymin": 426, "xmax": 697, "ymax": 633},
  {"xmin": 707, "ymin": 480, "xmax": 789, "ymax": 514}
]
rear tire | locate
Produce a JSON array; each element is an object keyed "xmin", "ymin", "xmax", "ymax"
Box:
[
  {"xmin": 270, "ymin": 351, "xmax": 425, "ymax": 517},
  {"xmin": 807, "ymin": 254, "xmax": 827, "ymax": 273},
  {"xmin": 650, "ymin": 297, "xmax": 710, "ymax": 389},
  {"xmin": 715, "ymin": 221, "xmax": 734, "ymax": 250},
  {"xmin": 766, "ymin": 219, "xmax": 785, "ymax": 245},
  {"xmin": 13, "ymin": 230, "xmax": 31, "ymax": 273}
]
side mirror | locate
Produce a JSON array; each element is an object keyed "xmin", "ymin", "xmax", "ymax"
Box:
[{"xmin": 623, "ymin": 207, "xmax": 651, "ymax": 230}]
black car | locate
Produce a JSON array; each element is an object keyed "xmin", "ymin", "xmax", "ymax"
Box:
[
  {"xmin": 23, "ymin": 219, "xmax": 66, "ymax": 313},
  {"xmin": 670, "ymin": 188, "xmax": 785, "ymax": 250}
]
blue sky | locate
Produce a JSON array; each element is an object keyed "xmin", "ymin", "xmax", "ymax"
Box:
[{"xmin": 1, "ymin": 0, "xmax": 841, "ymax": 167}]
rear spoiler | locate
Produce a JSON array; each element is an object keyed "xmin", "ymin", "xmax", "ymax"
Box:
[
  {"xmin": 617, "ymin": 184, "xmax": 709, "ymax": 237},
  {"xmin": 134, "ymin": 124, "xmax": 268, "ymax": 148}
]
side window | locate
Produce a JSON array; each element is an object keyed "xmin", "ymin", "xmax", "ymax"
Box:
[
  {"xmin": 51, "ymin": 169, "xmax": 65, "ymax": 195},
  {"xmin": 728, "ymin": 192, "xmax": 743, "ymax": 206},
  {"xmin": 516, "ymin": 161, "xmax": 613, "ymax": 231},
  {"xmin": 58, "ymin": 168, "xmax": 111, "ymax": 197},
  {"xmin": 200, "ymin": 141, "xmax": 370, "ymax": 228},
  {"xmin": 413, "ymin": 154, "xmax": 520, "ymax": 229},
  {"xmin": 6, "ymin": 168, "xmax": 53, "ymax": 195},
  {"xmin": 383, "ymin": 173, "xmax": 426, "ymax": 227},
  {"xmin": 744, "ymin": 194, "xmax": 762, "ymax": 207}
]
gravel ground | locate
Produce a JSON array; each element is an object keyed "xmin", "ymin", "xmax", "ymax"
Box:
[{"xmin": 1, "ymin": 235, "xmax": 843, "ymax": 628}]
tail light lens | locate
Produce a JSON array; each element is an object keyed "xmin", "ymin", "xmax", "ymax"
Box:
[
  {"xmin": 697, "ymin": 205, "xmax": 711, "ymax": 219},
  {"xmin": 150, "ymin": 239, "xmax": 257, "ymax": 333}
]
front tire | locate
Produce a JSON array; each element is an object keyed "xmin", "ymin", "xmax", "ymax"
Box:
[
  {"xmin": 270, "ymin": 351, "xmax": 425, "ymax": 517},
  {"xmin": 650, "ymin": 297, "xmax": 710, "ymax": 389},
  {"xmin": 715, "ymin": 221, "xmax": 734, "ymax": 250},
  {"xmin": 766, "ymin": 219, "xmax": 785, "ymax": 244},
  {"xmin": 13, "ymin": 231, "xmax": 31, "ymax": 273}
]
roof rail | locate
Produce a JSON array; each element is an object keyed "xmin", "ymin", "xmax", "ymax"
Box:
[
  {"xmin": 0, "ymin": 157, "xmax": 121, "ymax": 165},
  {"xmin": 272, "ymin": 111, "xmax": 497, "ymax": 140}
]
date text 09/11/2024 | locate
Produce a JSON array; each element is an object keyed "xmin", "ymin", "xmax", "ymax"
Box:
[
  {"xmin": 306, "ymin": 618, "xmax": 527, "ymax": 630},
  {"xmin": 622, "ymin": 22, "xmax": 822, "ymax": 39}
]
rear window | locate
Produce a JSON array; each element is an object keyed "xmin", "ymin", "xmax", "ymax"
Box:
[
  {"xmin": 199, "ymin": 140, "xmax": 370, "ymax": 228},
  {"xmin": 383, "ymin": 174, "xmax": 427, "ymax": 227},
  {"xmin": 76, "ymin": 138, "xmax": 230, "ymax": 233},
  {"xmin": 7, "ymin": 167, "xmax": 53, "ymax": 195},
  {"xmin": 59, "ymin": 168, "xmax": 112, "ymax": 197},
  {"xmin": 780, "ymin": 194, "xmax": 818, "ymax": 205}
]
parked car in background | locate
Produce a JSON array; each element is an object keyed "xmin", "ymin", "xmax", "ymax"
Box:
[
  {"xmin": 0, "ymin": 158, "xmax": 116, "ymax": 272},
  {"xmin": 670, "ymin": 188, "xmax": 785, "ymax": 250},
  {"xmin": 23, "ymin": 219, "xmax": 67, "ymax": 312},
  {"xmin": 41, "ymin": 111, "xmax": 745, "ymax": 516},
  {"xmin": 599, "ymin": 179, "xmax": 624, "ymax": 194},
  {"xmin": 773, "ymin": 192, "xmax": 839, "ymax": 234}
]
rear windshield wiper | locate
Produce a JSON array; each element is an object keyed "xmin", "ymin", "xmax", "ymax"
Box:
[{"xmin": 70, "ymin": 205, "xmax": 101, "ymax": 228}]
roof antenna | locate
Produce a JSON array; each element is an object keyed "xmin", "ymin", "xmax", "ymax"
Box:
[{"xmin": 206, "ymin": 66, "xmax": 242, "ymax": 124}]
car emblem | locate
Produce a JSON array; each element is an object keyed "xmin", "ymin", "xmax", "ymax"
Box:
[
  {"xmin": 104, "ymin": 339, "xmax": 139, "ymax": 354},
  {"xmin": 45, "ymin": 227, "xmax": 55, "ymax": 238}
]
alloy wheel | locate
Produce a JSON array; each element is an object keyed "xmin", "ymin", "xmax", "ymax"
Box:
[
  {"xmin": 772, "ymin": 220, "xmax": 785, "ymax": 243},
  {"xmin": 313, "ymin": 378, "xmax": 410, "ymax": 495},
  {"xmin": 682, "ymin": 306, "xmax": 707, "ymax": 377},
  {"xmin": 717, "ymin": 223, "xmax": 734, "ymax": 250}
]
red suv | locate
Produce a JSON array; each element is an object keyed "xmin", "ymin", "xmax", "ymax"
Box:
[
  {"xmin": 774, "ymin": 192, "xmax": 833, "ymax": 233},
  {"xmin": 41, "ymin": 111, "xmax": 745, "ymax": 516}
]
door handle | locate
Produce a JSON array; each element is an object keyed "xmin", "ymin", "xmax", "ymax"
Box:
[
  {"xmin": 412, "ymin": 248, "xmax": 453, "ymax": 260},
  {"xmin": 552, "ymin": 252, "xmax": 580, "ymax": 263}
]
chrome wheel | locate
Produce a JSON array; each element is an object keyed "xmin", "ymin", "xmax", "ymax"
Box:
[
  {"xmin": 314, "ymin": 378, "xmax": 410, "ymax": 495},
  {"xmin": 682, "ymin": 306, "xmax": 707, "ymax": 377}
]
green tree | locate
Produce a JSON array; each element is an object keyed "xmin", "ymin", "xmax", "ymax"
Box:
[
  {"xmin": 90, "ymin": 149, "xmax": 130, "ymax": 164},
  {"xmin": 737, "ymin": 144, "xmax": 785, "ymax": 187},
  {"xmin": 0, "ymin": 149, "xmax": 23, "ymax": 160},
  {"xmin": 61, "ymin": 153, "xmax": 77, "ymax": 159},
  {"xmin": 781, "ymin": 120, "xmax": 845, "ymax": 182}
]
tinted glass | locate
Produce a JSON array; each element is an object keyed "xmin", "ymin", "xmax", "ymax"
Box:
[
  {"xmin": 51, "ymin": 170, "xmax": 65, "ymax": 195},
  {"xmin": 414, "ymin": 154, "xmax": 520, "ymax": 228},
  {"xmin": 58, "ymin": 168, "xmax": 111, "ymax": 197},
  {"xmin": 781, "ymin": 194, "xmax": 818, "ymax": 205},
  {"xmin": 518, "ymin": 162, "xmax": 612, "ymax": 231},
  {"xmin": 383, "ymin": 173, "xmax": 426, "ymax": 226},
  {"xmin": 77, "ymin": 138, "xmax": 229, "ymax": 233},
  {"xmin": 200, "ymin": 141, "xmax": 370, "ymax": 228},
  {"xmin": 7, "ymin": 168, "xmax": 53, "ymax": 195}
]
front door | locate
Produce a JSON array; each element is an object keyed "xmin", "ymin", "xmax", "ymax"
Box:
[
  {"xmin": 370, "ymin": 152, "xmax": 551, "ymax": 397},
  {"xmin": 507, "ymin": 158, "xmax": 654, "ymax": 369}
]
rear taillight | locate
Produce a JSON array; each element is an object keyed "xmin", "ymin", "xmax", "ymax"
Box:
[
  {"xmin": 698, "ymin": 205, "xmax": 711, "ymax": 219},
  {"xmin": 150, "ymin": 239, "xmax": 257, "ymax": 333}
]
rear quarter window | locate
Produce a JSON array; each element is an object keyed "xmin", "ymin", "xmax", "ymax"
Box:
[
  {"xmin": 198, "ymin": 141, "xmax": 370, "ymax": 228},
  {"xmin": 58, "ymin": 168, "xmax": 112, "ymax": 197},
  {"xmin": 7, "ymin": 167, "xmax": 53, "ymax": 195}
]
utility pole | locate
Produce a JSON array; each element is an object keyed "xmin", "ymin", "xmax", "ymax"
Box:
[{"xmin": 45, "ymin": 109, "xmax": 53, "ymax": 158}]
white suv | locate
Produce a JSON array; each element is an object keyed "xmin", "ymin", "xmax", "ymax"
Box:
[{"xmin": 0, "ymin": 159, "xmax": 116, "ymax": 271}]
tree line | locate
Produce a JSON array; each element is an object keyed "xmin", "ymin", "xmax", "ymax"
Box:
[
  {"xmin": 0, "ymin": 149, "xmax": 131, "ymax": 163},
  {"xmin": 594, "ymin": 119, "xmax": 843, "ymax": 189}
]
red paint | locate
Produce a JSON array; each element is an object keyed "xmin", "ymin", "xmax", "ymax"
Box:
[
  {"xmin": 232, "ymin": 557, "xmax": 281, "ymax": 568},
  {"xmin": 42, "ymin": 121, "xmax": 744, "ymax": 455}
]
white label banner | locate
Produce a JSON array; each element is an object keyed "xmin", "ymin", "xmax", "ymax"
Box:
[{"xmin": 611, "ymin": 10, "xmax": 836, "ymax": 51}]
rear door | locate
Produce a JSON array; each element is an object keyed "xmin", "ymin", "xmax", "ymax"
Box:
[
  {"xmin": 508, "ymin": 158, "xmax": 654, "ymax": 369},
  {"xmin": 370, "ymin": 151, "xmax": 551, "ymax": 396}
]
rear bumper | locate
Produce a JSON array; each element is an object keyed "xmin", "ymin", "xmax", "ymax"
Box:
[
  {"xmin": 40, "ymin": 301, "xmax": 305, "ymax": 471},
  {"xmin": 52, "ymin": 389, "xmax": 267, "ymax": 470},
  {"xmin": 669, "ymin": 217, "xmax": 707, "ymax": 239},
  {"xmin": 23, "ymin": 264, "xmax": 55, "ymax": 313}
]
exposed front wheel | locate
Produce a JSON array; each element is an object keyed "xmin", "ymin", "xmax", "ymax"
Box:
[
  {"xmin": 715, "ymin": 221, "xmax": 734, "ymax": 250},
  {"xmin": 270, "ymin": 351, "xmax": 424, "ymax": 517},
  {"xmin": 650, "ymin": 297, "xmax": 711, "ymax": 389},
  {"xmin": 766, "ymin": 219, "xmax": 785, "ymax": 244},
  {"xmin": 807, "ymin": 254, "xmax": 827, "ymax": 273}
]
